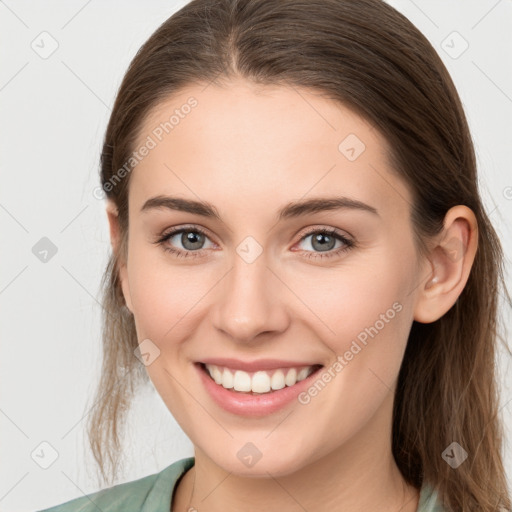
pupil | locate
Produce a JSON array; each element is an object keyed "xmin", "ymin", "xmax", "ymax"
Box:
[
  {"xmin": 313, "ymin": 233, "xmax": 335, "ymax": 252},
  {"xmin": 182, "ymin": 231, "xmax": 204, "ymax": 250}
]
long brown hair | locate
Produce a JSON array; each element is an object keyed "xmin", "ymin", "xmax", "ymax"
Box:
[{"xmin": 86, "ymin": 1, "xmax": 512, "ymax": 509}]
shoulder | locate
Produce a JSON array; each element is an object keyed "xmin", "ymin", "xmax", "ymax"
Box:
[
  {"xmin": 417, "ymin": 481, "xmax": 446, "ymax": 512},
  {"xmin": 36, "ymin": 457, "xmax": 195, "ymax": 512}
]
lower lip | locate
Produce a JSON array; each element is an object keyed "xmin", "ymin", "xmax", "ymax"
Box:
[{"xmin": 195, "ymin": 363, "xmax": 323, "ymax": 417}]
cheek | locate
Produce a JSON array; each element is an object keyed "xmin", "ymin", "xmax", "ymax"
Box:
[
  {"xmin": 126, "ymin": 247, "xmax": 215, "ymax": 344},
  {"xmin": 291, "ymin": 251, "xmax": 415, "ymax": 391},
  {"xmin": 290, "ymin": 275, "xmax": 412, "ymax": 447},
  {"xmin": 124, "ymin": 250, "xmax": 212, "ymax": 412},
  {"xmin": 292, "ymin": 260, "xmax": 409, "ymax": 345}
]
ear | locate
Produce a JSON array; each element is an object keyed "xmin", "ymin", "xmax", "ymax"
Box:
[
  {"xmin": 413, "ymin": 205, "xmax": 478, "ymax": 323},
  {"xmin": 106, "ymin": 200, "xmax": 133, "ymax": 313}
]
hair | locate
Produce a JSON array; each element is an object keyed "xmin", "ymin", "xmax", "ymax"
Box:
[{"xmin": 85, "ymin": 0, "xmax": 512, "ymax": 510}]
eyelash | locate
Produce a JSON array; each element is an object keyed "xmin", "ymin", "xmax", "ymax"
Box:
[{"xmin": 154, "ymin": 225, "xmax": 355, "ymax": 260}]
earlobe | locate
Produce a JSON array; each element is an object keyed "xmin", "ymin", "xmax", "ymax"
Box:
[
  {"xmin": 413, "ymin": 205, "xmax": 478, "ymax": 324},
  {"xmin": 105, "ymin": 200, "xmax": 134, "ymax": 314}
]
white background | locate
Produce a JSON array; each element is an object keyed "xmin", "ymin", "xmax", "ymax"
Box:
[{"xmin": 1, "ymin": 1, "xmax": 511, "ymax": 511}]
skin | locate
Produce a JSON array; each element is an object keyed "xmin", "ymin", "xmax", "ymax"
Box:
[{"xmin": 106, "ymin": 78, "xmax": 478, "ymax": 512}]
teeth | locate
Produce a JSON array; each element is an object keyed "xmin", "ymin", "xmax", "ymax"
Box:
[
  {"xmin": 270, "ymin": 370, "xmax": 285, "ymax": 390},
  {"xmin": 285, "ymin": 368, "xmax": 297, "ymax": 386},
  {"xmin": 252, "ymin": 371, "xmax": 271, "ymax": 393},
  {"xmin": 221, "ymin": 367, "xmax": 234, "ymax": 389},
  {"xmin": 297, "ymin": 367, "xmax": 310, "ymax": 381},
  {"xmin": 233, "ymin": 370, "xmax": 252, "ymax": 392},
  {"xmin": 204, "ymin": 364, "xmax": 317, "ymax": 394},
  {"xmin": 212, "ymin": 366, "xmax": 223, "ymax": 385}
]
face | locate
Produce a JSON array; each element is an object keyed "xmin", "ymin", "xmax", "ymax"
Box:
[{"xmin": 114, "ymin": 78, "xmax": 428, "ymax": 477}]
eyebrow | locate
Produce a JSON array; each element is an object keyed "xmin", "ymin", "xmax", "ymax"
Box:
[{"xmin": 140, "ymin": 195, "xmax": 379, "ymax": 220}]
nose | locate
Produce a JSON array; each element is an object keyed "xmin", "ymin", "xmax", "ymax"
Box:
[{"xmin": 211, "ymin": 252, "xmax": 290, "ymax": 344}]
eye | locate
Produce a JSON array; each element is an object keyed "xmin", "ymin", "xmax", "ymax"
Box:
[
  {"xmin": 154, "ymin": 225, "xmax": 355, "ymax": 260},
  {"xmin": 294, "ymin": 227, "xmax": 355, "ymax": 260},
  {"xmin": 154, "ymin": 225, "xmax": 215, "ymax": 258}
]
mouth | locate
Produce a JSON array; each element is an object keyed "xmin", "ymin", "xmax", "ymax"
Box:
[{"xmin": 196, "ymin": 361, "xmax": 324, "ymax": 395}]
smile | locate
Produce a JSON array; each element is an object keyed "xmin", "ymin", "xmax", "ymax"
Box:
[{"xmin": 203, "ymin": 363, "xmax": 322, "ymax": 394}]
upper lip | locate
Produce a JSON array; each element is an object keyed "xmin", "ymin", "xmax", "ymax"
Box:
[{"xmin": 198, "ymin": 358, "xmax": 323, "ymax": 372}]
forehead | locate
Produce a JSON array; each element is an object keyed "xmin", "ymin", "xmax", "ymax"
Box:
[{"xmin": 128, "ymin": 79, "xmax": 412, "ymax": 221}]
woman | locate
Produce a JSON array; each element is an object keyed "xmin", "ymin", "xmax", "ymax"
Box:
[{"xmin": 38, "ymin": 0, "xmax": 511, "ymax": 511}]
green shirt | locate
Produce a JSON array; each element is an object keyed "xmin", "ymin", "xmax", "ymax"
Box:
[{"xmin": 37, "ymin": 456, "xmax": 445, "ymax": 511}]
